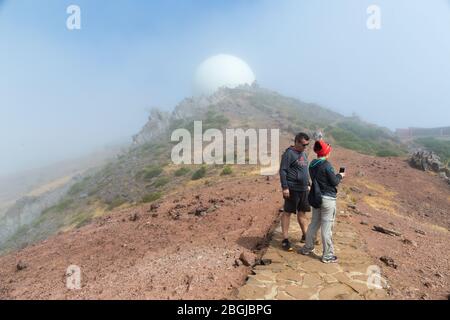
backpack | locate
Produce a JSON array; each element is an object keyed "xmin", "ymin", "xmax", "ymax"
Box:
[{"xmin": 308, "ymin": 161, "xmax": 325, "ymax": 209}]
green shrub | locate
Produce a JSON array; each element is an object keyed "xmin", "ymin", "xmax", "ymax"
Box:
[
  {"xmin": 153, "ymin": 177, "xmax": 170, "ymax": 188},
  {"xmin": 43, "ymin": 199, "xmax": 74, "ymax": 214},
  {"xmin": 75, "ymin": 218, "xmax": 92, "ymax": 229},
  {"xmin": 191, "ymin": 166, "xmax": 207, "ymax": 180},
  {"xmin": 107, "ymin": 198, "xmax": 127, "ymax": 211},
  {"xmin": 142, "ymin": 192, "xmax": 162, "ymax": 203},
  {"xmin": 327, "ymin": 122, "xmax": 406, "ymax": 157},
  {"xmin": 70, "ymin": 212, "xmax": 93, "ymax": 228},
  {"xmin": 376, "ymin": 149, "xmax": 401, "ymax": 157},
  {"xmin": 174, "ymin": 167, "xmax": 191, "ymax": 177},
  {"xmin": 337, "ymin": 120, "xmax": 391, "ymax": 141},
  {"xmin": 203, "ymin": 109, "xmax": 230, "ymax": 131},
  {"xmin": 221, "ymin": 166, "xmax": 233, "ymax": 175},
  {"xmin": 136, "ymin": 166, "xmax": 163, "ymax": 181}
]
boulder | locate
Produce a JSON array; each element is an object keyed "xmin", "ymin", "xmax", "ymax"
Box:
[
  {"xmin": 380, "ymin": 256, "xmax": 398, "ymax": 269},
  {"xmin": 129, "ymin": 212, "xmax": 139, "ymax": 222},
  {"xmin": 373, "ymin": 225, "xmax": 402, "ymax": 237},
  {"xmin": 16, "ymin": 261, "xmax": 27, "ymax": 271},
  {"xmin": 402, "ymin": 238, "xmax": 418, "ymax": 247},
  {"xmin": 409, "ymin": 150, "xmax": 445, "ymax": 173}
]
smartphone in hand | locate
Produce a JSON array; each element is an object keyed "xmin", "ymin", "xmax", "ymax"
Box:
[{"xmin": 339, "ymin": 167, "xmax": 346, "ymax": 174}]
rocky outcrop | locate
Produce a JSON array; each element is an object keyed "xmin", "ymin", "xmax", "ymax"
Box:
[
  {"xmin": 410, "ymin": 150, "xmax": 445, "ymax": 172},
  {"xmin": 409, "ymin": 150, "xmax": 450, "ymax": 184},
  {"xmin": 132, "ymin": 109, "xmax": 171, "ymax": 145},
  {"xmin": 130, "ymin": 84, "xmax": 275, "ymax": 146}
]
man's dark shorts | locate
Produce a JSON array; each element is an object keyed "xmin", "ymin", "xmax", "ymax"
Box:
[{"xmin": 284, "ymin": 190, "xmax": 311, "ymax": 213}]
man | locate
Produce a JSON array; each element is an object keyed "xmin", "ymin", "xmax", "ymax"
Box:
[{"xmin": 279, "ymin": 132, "xmax": 311, "ymax": 251}]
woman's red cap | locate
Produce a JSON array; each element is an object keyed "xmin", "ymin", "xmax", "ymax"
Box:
[{"xmin": 314, "ymin": 139, "xmax": 332, "ymax": 157}]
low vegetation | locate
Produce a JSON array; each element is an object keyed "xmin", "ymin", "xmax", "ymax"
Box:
[
  {"xmin": 106, "ymin": 197, "xmax": 127, "ymax": 211},
  {"xmin": 191, "ymin": 166, "xmax": 207, "ymax": 180},
  {"xmin": 142, "ymin": 192, "xmax": 162, "ymax": 203},
  {"xmin": 221, "ymin": 166, "xmax": 233, "ymax": 176},
  {"xmin": 136, "ymin": 165, "xmax": 164, "ymax": 181},
  {"xmin": 203, "ymin": 109, "xmax": 230, "ymax": 131},
  {"xmin": 153, "ymin": 177, "xmax": 170, "ymax": 188},
  {"xmin": 327, "ymin": 120, "xmax": 406, "ymax": 157},
  {"xmin": 174, "ymin": 167, "xmax": 191, "ymax": 177}
]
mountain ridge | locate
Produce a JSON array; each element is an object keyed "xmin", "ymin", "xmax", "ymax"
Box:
[{"xmin": 0, "ymin": 85, "xmax": 406, "ymax": 254}]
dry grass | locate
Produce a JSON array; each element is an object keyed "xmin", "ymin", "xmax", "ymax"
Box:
[
  {"xmin": 27, "ymin": 174, "xmax": 77, "ymax": 197},
  {"xmin": 363, "ymin": 195, "xmax": 396, "ymax": 214},
  {"xmin": 359, "ymin": 179, "xmax": 449, "ymax": 234},
  {"xmin": 360, "ymin": 179, "xmax": 396, "ymax": 197},
  {"xmin": 359, "ymin": 179, "xmax": 398, "ymax": 215}
]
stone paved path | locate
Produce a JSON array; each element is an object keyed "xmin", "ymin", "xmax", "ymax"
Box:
[{"xmin": 238, "ymin": 214, "xmax": 390, "ymax": 300}]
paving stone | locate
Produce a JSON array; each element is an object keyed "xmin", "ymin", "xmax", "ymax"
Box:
[
  {"xmin": 333, "ymin": 272, "xmax": 371, "ymax": 295},
  {"xmin": 263, "ymin": 284, "xmax": 278, "ymax": 300},
  {"xmin": 299, "ymin": 260, "xmax": 341, "ymax": 274},
  {"xmin": 245, "ymin": 276, "xmax": 264, "ymax": 286},
  {"xmin": 364, "ymin": 289, "xmax": 389, "ymax": 300},
  {"xmin": 284, "ymin": 285, "xmax": 318, "ymax": 300},
  {"xmin": 319, "ymin": 283, "xmax": 355, "ymax": 300},
  {"xmin": 238, "ymin": 285, "xmax": 268, "ymax": 300},
  {"xmin": 253, "ymin": 273, "xmax": 276, "ymax": 283},
  {"xmin": 333, "ymin": 272, "xmax": 353, "ymax": 284},
  {"xmin": 321, "ymin": 274, "xmax": 339, "ymax": 284},
  {"xmin": 277, "ymin": 249, "xmax": 297, "ymax": 260},
  {"xmin": 302, "ymin": 274, "xmax": 323, "ymax": 288},
  {"xmin": 254, "ymin": 264, "xmax": 285, "ymax": 273},
  {"xmin": 276, "ymin": 290, "xmax": 295, "ymax": 300},
  {"xmin": 338, "ymin": 292, "xmax": 364, "ymax": 300},
  {"xmin": 253, "ymin": 269, "xmax": 277, "ymax": 278},
  {"xmin": 289, "ymin": 253, "xmax": 315, "ymax": 264},
  {"xmin": 275, "ymin": 269, "xmax": 304, "ymax": 283},
  {"xmin": 263, "ymin": 251, "xmax": 283, "ymax": 263},
  {"xmin": 350, "ymin": 274, "xmax": 370, "ymax": 282},
  {"xmin": 340, "ymin": 264, "xmax": 372, "ymax": 274}
]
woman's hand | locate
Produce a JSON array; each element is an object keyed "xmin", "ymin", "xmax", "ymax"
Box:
[{"xmin": 282, "ymin": 189, "xmax": 290, "ymax": 199}]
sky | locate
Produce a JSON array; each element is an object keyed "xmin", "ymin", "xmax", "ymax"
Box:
[{"xmin": 1, "ymin": 0, "xmax": 449, "ymax": 175}]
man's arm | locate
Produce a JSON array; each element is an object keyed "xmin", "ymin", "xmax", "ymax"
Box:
[{"xmin": 279, "ymin": 151, "xmax": 290, "ymax": 190}]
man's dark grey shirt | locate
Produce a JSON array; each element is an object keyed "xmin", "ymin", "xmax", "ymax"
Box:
[{"xmin": 279, "ymin": 147, "xmax": 310, "ymax": 192}]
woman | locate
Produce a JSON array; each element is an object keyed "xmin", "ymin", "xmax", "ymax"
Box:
[{"xmin": 300, "ymin": 139, "xmax": 345, "ymax": 263}]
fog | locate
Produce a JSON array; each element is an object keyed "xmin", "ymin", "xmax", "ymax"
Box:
[{"xmin": 1, "ymin": 0, "xmax": 449, "ymax": 176}]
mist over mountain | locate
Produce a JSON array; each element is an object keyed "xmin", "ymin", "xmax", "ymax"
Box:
[{"xmin": 1, "ymin": 0, "xmax": 450, "ymax": 176}]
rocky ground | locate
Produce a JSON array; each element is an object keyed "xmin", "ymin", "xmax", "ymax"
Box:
[
  {"xmin": 0, "ymin": 147, "xmax": 448, "ymax": 300},
  {"xmin": 0, "ymin": 175, "xmax": 282, "ymax": 299},
  {"xmin": 331, "ymin": 148, "xmax": 450, "ymax": 300}
]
